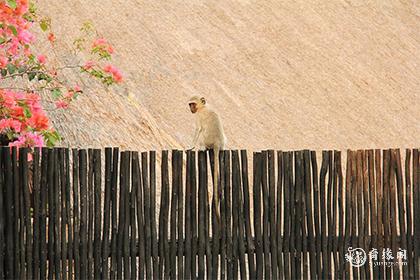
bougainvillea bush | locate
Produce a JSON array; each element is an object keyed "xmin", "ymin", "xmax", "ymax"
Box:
[{"xmin": 0, "ymin": 0, "xmax": 123, "ymax": 150}]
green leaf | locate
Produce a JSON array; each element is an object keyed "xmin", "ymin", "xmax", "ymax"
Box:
[
  {"xmin": 7, "ymin": 63, "xmax": 16, "ymax": 75},
  {"xmin": 39, "ymin": 18, "xmax": 50, "ymax": 32},
  {"xmin": 1, "ymin": 69, "xmax": 7, "ymax": 77},
  {"xmin": 40, "ymin": 22, "xmax": 48, "ymax": 31},
  {"xmin": 51, "ymin": 88, "xmax": 62, "ymax": 99},
  {"xmin": 28, "ymin": 72, "xmax": 36, "ymax": 81},
  {"xmin": 0, "ymin": 38, "xmax": 6, "ymax": 45},
  {"xmin": 8, "ymin": 25, "xmax": 18, "ymax": 36},
  {"xmin": 29, "ymin": 2, "xmax": 37, "ymax": 14},
  {"xmin": 37, "ymin": 73, "xmax": 51, "ymax": 82},
  {"xmin": 42, "ymin": 130, "xmax": 61, "ymax": 147},
  {"xmin": 18, "ymin": 66, "xmax": 26, "ymax": 73},
  {"xmin": 23, "ymin": 107, "xmax": 32, "ymax": 118},
  {"xmin": 6, "ymin": 0, "xmax": 17, "ymax": 9}
]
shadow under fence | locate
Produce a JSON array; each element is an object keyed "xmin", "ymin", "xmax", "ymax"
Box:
[{"xmin": 0, "ymin": 147, "xmax": 419, "ymax": 279}]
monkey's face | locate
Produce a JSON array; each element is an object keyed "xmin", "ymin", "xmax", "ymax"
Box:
[{"xmin": 189, "ymin": 102, "xmax": 198, "ymax": 114}]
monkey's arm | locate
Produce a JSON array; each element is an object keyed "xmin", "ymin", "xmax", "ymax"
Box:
[{"xmin": 190, "ymin": 126, "xmax": 202, "ymax": 150}]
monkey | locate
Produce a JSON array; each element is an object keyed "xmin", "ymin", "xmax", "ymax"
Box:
[{"xmin": 188, "ymin": 96, "xmax": 226, "ymax": 222}]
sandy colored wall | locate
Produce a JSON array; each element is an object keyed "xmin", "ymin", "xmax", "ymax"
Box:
[{"xmin": 36, "ymin": 0, "xmax": 419, "ymax": 151}]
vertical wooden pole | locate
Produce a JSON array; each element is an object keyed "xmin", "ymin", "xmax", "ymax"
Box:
[
  {"xmin": 59, "ymin": 149, "xmax": 67, "ymax": 280},
  {"xmin": 0, "ymin": 148, "xmax": 4, "ymax": 279},
  {"xmin": 64, "ymin": 149, "xmax": 73, "ymax": 279},
  {"xmin": 311, "ymin": 151, "xmax": 322, "ymax": 280},
  {"xmin": 362, "ymin": 151, "xmax": 370, "ymax": 279},
  {"xmin": 150, "ymin": 151, "xmax": 159, "ymax": 280},
  {"xmin": 383, "ymin": 150, "xmax": 392, "ymax": 279},
  {"xmin": 319, "ymin": 151, "xmax": 328, "ymax": 279},
  {"xmin": 356, "ymin": 150, "xmax": 365, "ymax": 279},
  {"xmin": 158, "ymin": 151, "xmax": 170, "ymax": 279},
  {"xmin": 123, "ymin": 152, "xmax": 131, "ymax": 279},
  {"xmin": 142, "ymin": 152, "xmax": 152, "ymax": 280},
  {"xmin": 79, "ymin": 149, "xmax": 88, "ymax": 280},
  {"xmin": 304, "ymin": 150, "xmax": 316, "ymax": 280},
  {"xmin": 231, "ymin": 151, "xmax": 239, "ymax": 280},
  {"xmin": 130, "ymin": 152, "xmax": 137, "ymax": 280},
  {"xmin": 198, "ymin": 151, "xmax": 206, "ymax": 280},
  {"xmin": 32, "ymin": 148, "xmax": 41, "ymax": 280},
  {"xmin": 170, "ymin": 150, "xmax": 178, "ymax": 279},
  {"xmin": 12, "ymin": 147, "xmax": 21, "ymax": 279},
  {"xmin": 405, "ymin": 149, "xmax": 414, "ymax": 279},
  {"xmin": 72, "ymin": 149, "xmax": 80, "ymax": 279},
  {"xmin": 177, "ymin": 151, "xmax": 184, "ymax": 280},
  {"xmin": 102, "ymin": 148, "xmax": 113, "ymax": 279},
  {"xmin": 87, "ymin": 149, "xmax": 94, "ymax": 280},
  {"xmin": 220, "ymin": 151, "xmax": 227, "ymax": 280},
  {"xmin": 294, "ymin": 151, "xmax": 304, "ymax": 280},
  {"xmin": 277, "ymin": 151, "xmax": 284, "ymax": 280},
  {"xmin": 190, "ymin": 151, "xmax": 198, "ymax": 280},
  {"xmin": 375, "ymin": 149, "xmax": 384, "ymax": 279},
  {"xmin": 19, "ymin": 149, "xmax": 31, "ymax": 279},
  {"xmin": 3, "ymin": 147, "xmax": 15, "ymax": 279},
  {"xmin": 268, "ymin": 150, "xmax": 278, "ymax": 279},
  {"xmin": 412, "ymin": 149, "xmax": 419, "ymax": 280},
  {"xmin": 233, "ymin": 150, "xmax": 247, "ymax": 279},
  {"xmin": 332, "ymin": 151, "xmax": 340, "ymax": 279},
  {"xmin": 326, "ymin": 151, "xmax": 334, "ymax": 279},
  {"xmin": 110, "ymin": 148, "xmax": 119, "ymax": 280},
  {"xmin": 93, "ymin": 149, "xmax": 102, "ymax": 279},
  {"xmin": 282, "ymin": 152, "xmax": 291, "ymax": 280},
  {"xmin": 133, "ymin": 151, "xmax": 145, "ymax": 279},
  {"xmin": 368, "ymin": 150, "xmax": 379, "ymax": 279},
  {"xmin": 253, "ymin": 152, "xmax": 264, "ymax": 279},
  {"xmin": 184, "ymin": 150, "xmax": 192, "ymax": 280},
  {"xmin": 242, "ymin": 150, "xmax": 256, "ymax": 279},
  {"xmin": 389, "ymin": 150, "xmax": 400, "ymax": 279}
]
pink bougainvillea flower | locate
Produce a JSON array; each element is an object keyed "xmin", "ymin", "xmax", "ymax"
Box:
[
  {"xmin": 64, "ymin": 91, "xmax": 74, "ymax": 99},
  {"xmin": 74, "ymin": 85, "xmax": 82, "ymax": 92},
  {"xmin": 48, "ymin": 32, "xmax": 56, "ymax": 43},
  {"xmin": 112, "ymin": 70, "xmax": 123, "ymax": 83},
  {"xmin": 103, "ymin": 64, "xmax": 123, "ymax": 83},
  {"xmin": 10, "ymin": 132, "xmax": 44, "ymax": 148},
  {"xmin": 10, "ymin": 105, "xmax": 24, "ymax": 118},
  {"xmin": 37, "ymin": 54, "xmax": 46, "ymax": 64},
  {"xmin": 103, "ymin": 64, "xmax": 115, "ymax": 73},
  {"xmin": 83, "ymin": 60, "xmax": 95, "ymax": 70},
  {"xmin": 55, "ymin": 100, "xmax": 69, "ymax": 109},
  {"xmin": 17, "ymin": 29, "xmax": 35, "ymax": 44},
  {"xmin": 92, "ymin": 38, "xmax": 107, "ymax": 48},
  {"xmin": 15, "ymin": 0, "xmax": 29, "ymax": 15},
  {"xmin": 27, "ymin": 112, "xmax": 50, "ymax": 130},
  {"xmin": 104, "ymin": 64, "xmax": 123, "ymax": 83},
  {"xmin": 0, "ymin": 119, "xmax": 22, "ymax": 133},
  {"xmin": 2, "ymin": 90, "xmax": 17, "ymax": 107},
  {"xmin": 14, "ymin": 91, "xmax": 26, "ymax": 100},
  {"xmin": 0, "ymin": 56, "xmax": 8, "ymax": 68},
  {"xmin": 26, "ymin": 93, "xmax": 42, "ymax": 112},
  {"xmin": 107, "ymin": 45, "xmax": 114, "ymax": 54},
  {"xmin": 7, "ymin": 40, "xmax": 19, "ymax": 55}
]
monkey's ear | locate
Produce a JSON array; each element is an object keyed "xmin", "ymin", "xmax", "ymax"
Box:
[{"xmin": 200, "ymin": 97, "xmax": 206, "ymax": 105}]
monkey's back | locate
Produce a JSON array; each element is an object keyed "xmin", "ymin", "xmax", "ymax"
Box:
[{"xmin": 198, "ymin": 108, "xmax": 225, "ymax": 149}]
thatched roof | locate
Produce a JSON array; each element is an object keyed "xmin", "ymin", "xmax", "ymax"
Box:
[{"xmin": 37, "ymin": 0, "xmax": 419, "ymax": 151}]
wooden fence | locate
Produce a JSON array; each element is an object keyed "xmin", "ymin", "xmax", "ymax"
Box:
[{"xmin": 0, "ymin": 147, "xmax": 419, "ymax": 279}]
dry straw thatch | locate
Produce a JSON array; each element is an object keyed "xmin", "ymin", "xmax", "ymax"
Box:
[{"xmin": 36, "ymin": 0, "xmax": 419, "ymax": 151}]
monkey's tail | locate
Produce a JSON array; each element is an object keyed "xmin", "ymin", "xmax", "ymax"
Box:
[{"xmin": 214, "ymin": 150, "xmax": 221, "ymax": 224}]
